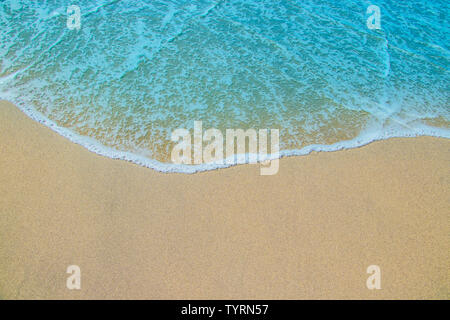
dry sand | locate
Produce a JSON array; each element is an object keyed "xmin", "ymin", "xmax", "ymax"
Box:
[{"xmin": 0, "ymin": 100, "xmax": 448, "ymax": 299}]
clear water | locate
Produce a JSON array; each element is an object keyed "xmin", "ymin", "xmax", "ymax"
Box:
[{"xmin": 0, "ymin": 0, "xmax": 449, "ymax": 172}]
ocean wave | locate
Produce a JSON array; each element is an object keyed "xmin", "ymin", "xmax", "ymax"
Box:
[{"xmin": 0, "ymin": 0, "xmax": 448, "ymax": 173}]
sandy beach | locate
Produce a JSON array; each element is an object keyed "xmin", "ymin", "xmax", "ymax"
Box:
[{"xmin": 0, "ymin": 100, "xmax": 448, "ymax": 299}]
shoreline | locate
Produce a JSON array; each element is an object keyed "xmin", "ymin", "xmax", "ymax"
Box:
[
  {"xmin": 0, "ymin": 100, "xmax": 449, "ymax": 299},
  {"xmin": 2, "ymin": 98, "xmax": 450, "ymax": 174}
]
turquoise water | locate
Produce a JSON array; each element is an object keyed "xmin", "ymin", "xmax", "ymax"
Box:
[{"xmin": 0, "ymin": 0, "xmax": 449, "ymax": 172}]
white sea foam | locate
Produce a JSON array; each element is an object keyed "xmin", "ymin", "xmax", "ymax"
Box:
[{"xmin": 3, "ymin": 94, "xmax": 449, "ymax": 174}]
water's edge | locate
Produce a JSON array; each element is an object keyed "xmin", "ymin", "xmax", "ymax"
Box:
[{"xmin": 3, "ymin": 97, "xmax": 450, "ymax": 174}]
